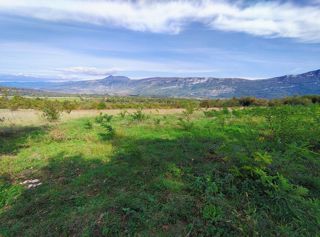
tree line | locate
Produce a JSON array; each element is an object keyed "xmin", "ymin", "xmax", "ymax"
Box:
[{"xmin": 1, "ymin": 90, "xmax": 320, "ymax": 112}]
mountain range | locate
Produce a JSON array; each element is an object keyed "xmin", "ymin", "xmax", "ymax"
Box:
[{"xmin": 1, "ymin": 69, "xmax": 320, "ymax": 98}]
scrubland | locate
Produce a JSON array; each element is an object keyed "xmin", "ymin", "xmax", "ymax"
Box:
[{"xmin": 0, "ymin": 99, "xmax": 320, "ymax": 236}]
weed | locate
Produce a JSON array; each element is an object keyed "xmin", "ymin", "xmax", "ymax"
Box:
[
  {"xmin": 177, "ymin": 117, "xmax": 194, "ymax": 131},
  {"xmin": 84, "ymin": 120, "xmax": 93, "ymax": 129},
  {"xmin": 153, "ymin": 118, "xmax": 161, "ymax": 126},
  {"xmin": 202, "ymin": 204, "xmax": 222, "ymax": 222},
  {"xmin": 182, "ymin": 103, "xmax": 197, "ymax": 118},
  {"xmin": 95, "ymin": 113, "xmax": 113, "ymax": 124},
  {"xmin": 94, "ymin": 113, "xmax": 115, "ymax": 141},
  {"xmin": 131, "ymin": 109, "xmax": 147, "ymax": 121},
  {"xmin": 98, "ymin": 124, "xmax": 115, "ymax": 141},
  {"xmin": 203, "ymin": 109, "xmax": 216, "ymax": 118},
  {"xmin": 119, "ymin": 110, "xmax": 128, "ymax": 118},
  {"xmin": 49, "ymin": 129, "xmax": 67, "ymax": 142}
]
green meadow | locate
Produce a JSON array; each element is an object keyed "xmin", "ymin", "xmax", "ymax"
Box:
[{"xmin": 0, "ymin": 105, "xmax": 320, "ymax": 236}]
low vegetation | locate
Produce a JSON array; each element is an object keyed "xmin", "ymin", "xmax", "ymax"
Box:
[
  {"xmin": 1, "ymin": 91, "xmax": 320, "ymax": 111},
  {"xmin": 0, "ymin": 102, "xmax": 319, "ymax": 236}
]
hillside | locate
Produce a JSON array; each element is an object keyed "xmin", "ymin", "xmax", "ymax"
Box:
[{"xmin": 1, "ymin": 69, "xmax": 320, "ymax": 98}]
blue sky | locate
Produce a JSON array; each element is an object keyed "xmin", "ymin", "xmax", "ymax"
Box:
[{"xmin": 0, "ymin": 0, "xmax": 319, "ymax": 80}]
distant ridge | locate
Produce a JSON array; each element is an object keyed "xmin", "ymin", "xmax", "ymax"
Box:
[{"xmin": 1, "ymin": 69, "xmax": 320, "ymax": 98}]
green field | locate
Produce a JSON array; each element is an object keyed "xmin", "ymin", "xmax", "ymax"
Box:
[{"xmin": 1, "ymin": 105, "xmax": 320, "ymax": 236}]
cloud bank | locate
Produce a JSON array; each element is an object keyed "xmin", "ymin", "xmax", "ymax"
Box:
[{"xmin": 0, "ymin": 0, "xmax": 319, "ymax": 42}]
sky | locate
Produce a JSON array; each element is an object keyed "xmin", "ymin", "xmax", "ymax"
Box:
[{"xmin": 0, "ymin": 0, "xmax": 319, "ymax": 81}]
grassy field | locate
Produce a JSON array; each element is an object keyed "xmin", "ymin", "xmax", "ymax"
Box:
[
  {"xmin": 0, "ymin": 109, "xmax": 185, "ymax": 126},
  {"xmin": 0, "ymin": 105, "xmax": 320, "ymax": 236}
]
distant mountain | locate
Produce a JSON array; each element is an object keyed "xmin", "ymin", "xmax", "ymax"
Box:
[{"xmin": 1, "ymin": 69, "xmax": 320, "ymax": 98}]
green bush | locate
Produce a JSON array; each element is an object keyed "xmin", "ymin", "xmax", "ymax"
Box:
[
  {"xmin": 84, "ymin": 120, "xmax": 93, "ymax": 129},
  {"xmin": 177, "ymin": 117, "xmax": 194, "ymax": 131},
  {"xmin": 153, "ymin": 118, "xmax": 161, "ymax": 126},
  {"xmin": 62, "ymin": 101, "xmax": 76, "ymax": 113},
  {"xmin": 282, "ymin": 96, "xmax": 312, "ymax": 105},
  {"xmin": 202, "ymin": 204, "xmax": 223, "ymax": 222},
  {"xmin": 131, "ymin": 109, "xmax": 147, "ymax": 121},
  {"xmin": 97, "ymin": 101, "xmax": 107, "ymax": 110},
  {"xmin": 119, "ymin": 110, "xmax": 127, "ymax": 118},
  {"xmin": 95, "ymin": 113, "xmax": 113, "ymax": 124},
  {"xmin": 94, "ymin": 113, "xmax": 115, "ymax": 140},
  {"xmin": 182, "ymin": 102, "xmax": 197, "ymax": 117},
  {"xmin": 98, "ymin": 123, "xmax": 115, "ymax": 141},
  {"xmin": 41, "ymin": 102, "xmax": 61, "ymax": 122},
  {"xmin": 203, "ymin": 109, "xmax": 216, "ymax": 118}
]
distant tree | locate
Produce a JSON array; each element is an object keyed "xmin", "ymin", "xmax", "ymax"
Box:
[
  {"xmin": 282, "ymin": 96, "xmax": 312, "ymax": 106},
  {"xmin": 238, "ymin": 97, "xmax": 256, "ymax": 107}
]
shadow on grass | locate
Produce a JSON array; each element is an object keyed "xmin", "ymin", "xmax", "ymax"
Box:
[
  {"xmin": 1, "ymin": 132, "xmax": 319, "ymax": 236},
  {"xmin": 0, "ymin": 126, "xmax": 48, "ymax": 155},
  {"xmin": 0, "ymin": 133, "xmax": 220, "ymax": 237}
]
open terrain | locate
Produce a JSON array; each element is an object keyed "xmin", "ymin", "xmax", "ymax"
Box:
[
  {"xmin": 1, "ymin": 104, "xmax": 320, "ymax": 236},
  {"xmin": 0, "ymin": 109, "xmax": 185, "ymax": 126}
]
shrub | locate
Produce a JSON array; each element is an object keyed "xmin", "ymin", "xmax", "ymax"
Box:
[
  {"xmin": 131, "ymin": 109, "xmax": 147, "ymax": 121},
  {"xmin": 94, "ymin": 113, "xmax": 115, "ymax": 140},
  {"xmin": 62, "ymin": 101, "xmax": 76, "ymax": 113},
  {"xmin": 153, "ymin": 118, "xmax": 161, "ymax": 126},
  {"xmin": 238, "ymin": 97, "xmax": 257, "ymax": 107},
  {"xmin": 182, "ymin": 103, "xmax": 197, "ymax": 117},
  {"xmin": 221, "ymin": 107, "xmax": 229, "ymax": 115},
  {"xmin": 177, "ymin": 117, "xmax": 194, "ymax": 131},
  {"xmin": 237, "ymin": 97, "xmax": 268, "ymax": 107},
  {"xmin": 304, "ymin": 95, "xmax": 320, "ymax": 104},
  {"xmin": 84, "ymin": 121, "xmax": 93, "ymax": 129},
  {"xmin": 199, "ymin": 100, "xmax": 210, "ymax": 108},
  {"xmin": 98, "ymin": 123, "xmax": 115, "ymax": 141},
  {"xmin": 203, "ymin": 109, "xmax": 216, "ymax": 118},
  {"xmin": 202, "ymin": 204, "xmax": 223, "ymax": 222},
  {"xmin": 95, "ymin": 113, "xmax": 113, "ymax": 124},
  {"xmin": 282, "ymin": 96, "xmax": 312, "ymax": 106},
  {"xmin": 97, "ymin": 101, "xmax": 107, "ymax": 110},
  {"xmin": 41, "ymin": 102, "xmax": 61, "ymax": 122},
  {"xmin": 119, "ymin": 110, "xmax": 128, "ymax": 118}
]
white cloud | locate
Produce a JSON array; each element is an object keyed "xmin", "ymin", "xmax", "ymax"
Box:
[
  {"xmin": 0, "ymin": 0, "xmax": 319, "ymax": 42},
  {"xmin": 56, "ymin": 66, "xmax": 119, "ymax": 76}
]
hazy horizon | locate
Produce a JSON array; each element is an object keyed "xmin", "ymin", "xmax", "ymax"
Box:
[{"xmin": 0, "ymin": 67, "xmax": 320, "ymax": 84}]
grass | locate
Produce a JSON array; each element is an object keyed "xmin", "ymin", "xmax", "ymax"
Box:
[
  {"xmin": 0, "ymin": 108, "xmax": 184, "ymax": 126},
  {"xmin": 0, "ymin": 105, "xmax": 320, "ymax": 236}
]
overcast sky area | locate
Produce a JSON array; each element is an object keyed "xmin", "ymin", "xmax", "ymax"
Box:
[{"xmin": 0, "ymin": 0, "xmax": 319, "ymax": 80}]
